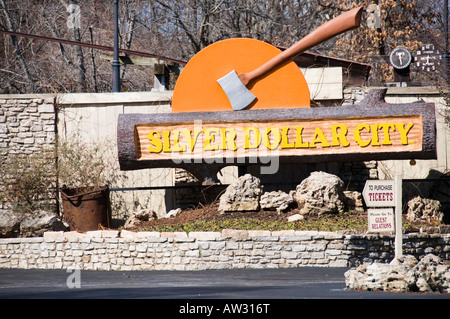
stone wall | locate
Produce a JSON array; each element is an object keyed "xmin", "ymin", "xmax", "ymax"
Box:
[
  {"xmin": 0, "ymin": 92, "xmax": 176, "ymax": 221},
  {"xmin": 1, "ymin": 230, "xmax": 449, "ymax": 271},
  {"xmin": 0, "ymin": 96, "xmax": 57, "ymax": 211},
  {"xmin": 0, "ymin": 96, "xmax": 56, "ymax": 156}
]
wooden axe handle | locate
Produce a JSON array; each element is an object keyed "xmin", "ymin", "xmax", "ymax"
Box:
[{"xmin": 239, "ymin": 6, "xmax": 363, "ymax": 86}]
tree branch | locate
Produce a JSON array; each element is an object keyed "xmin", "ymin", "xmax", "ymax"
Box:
[{"xmin": 0, "ymin": 0, "xmax": 35, "ymax": 92}]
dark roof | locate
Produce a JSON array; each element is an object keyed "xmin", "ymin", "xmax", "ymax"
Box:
[{"xmin": 277, "ymin": 46, "xmax": 371, "ymax": 87}]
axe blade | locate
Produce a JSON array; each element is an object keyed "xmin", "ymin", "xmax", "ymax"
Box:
[{"xmin": 217, "ymin": 70, "xmax": 256, "ymax": 111}]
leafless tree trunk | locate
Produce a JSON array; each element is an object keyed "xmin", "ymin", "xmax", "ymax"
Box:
[
  {"xmin": 89, "ymin": 26, "xmax": 98, "ymax": 92},
  {"xmin": 0, "ymin": 0, "xmax": 447, "ymax": 93},
  {"xmin": 55, "ymin": 0, "xmax": 87, "ymax": 92},
  {"xmin": 120, "ymin": 3, "xmax": 137, "ymax": 81},
  {"xmin": 0, "ymin": 0, "xmax": 35, "ymax": 92}
]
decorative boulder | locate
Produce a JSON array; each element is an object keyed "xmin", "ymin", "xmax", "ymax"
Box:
[
  {"xmin": 405, "ymin": 254, "xmax": 450, "ymax": 293},
  {"xmin": 343, "ymin": 191, "xmax": 364, "ymax": 212},
  {"xmin": 345, "ymin": 254, "xmax": 450, "ymax": 293},
  {"xmin": 406, "ymin": 196, "xmax": 444, "ymax": 224},
  {"xmin": 219, "ymin": 174, "xmax": 263, "ymax": 213},
  {"xmin": 293, "ymin": 171, "xmax": 345, "ymax": 215},
  {"xmin": 0, "ymin": 209, "xmax": 67, "ymax": 238},
  {"xmin": 344, "ymin": 255, "xmax": 418, "ymax": 292},
  {"xmin": 20, "ymin": 210, "xmax": 67, "ymax": 237},
  {"xmin": 287, "ymin": 214, "xmax": 304, "ymax": 222},
  {"xmin": 0, "ymin": 210, "xmax": 21, "ymax": 238},
  {"xmin": 166, "ymin": 208, "xmax": 182, "ymax": 218},
  {"xmin": 260, "ymin": 190, "xmax": 294, "ymax": 214},
  {"xmin": 124, "ymin": 210, "xmax": 157, "ymax": 228}
]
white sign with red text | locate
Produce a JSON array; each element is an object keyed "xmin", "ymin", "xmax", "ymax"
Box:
[
  {"xmin": 362, "ymin": 180, "xmax": 395, "ymax": 207},
  {"xmin": 367, "ymin": 208, "xmax": 395, "ymax": 233}
]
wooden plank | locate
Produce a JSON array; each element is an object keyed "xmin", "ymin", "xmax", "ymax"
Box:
[
  {"xmin": 117, "ymin": 89, "xmax": 436, "ymax": 182},
  {"xmin": 100, "ymin": 55, "xmax": 162, "ymax": 66},
  {"xmin": 134, "ymin": 115, "xmax": 423, "ymax": 161}
]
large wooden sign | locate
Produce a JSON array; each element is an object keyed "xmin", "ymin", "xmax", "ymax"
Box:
[
  {"xmin": 117, "ymin": 10, "xmax": 436, "ymax": 183},
  {"xmin": 117, "ymin": 89, "xmax": 436, "ymax": 182}
]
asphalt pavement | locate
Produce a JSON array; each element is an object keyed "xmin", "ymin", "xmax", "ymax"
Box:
[{"xmin": 1, "ymin": 267, "xmax": 448, "ymax": 301}]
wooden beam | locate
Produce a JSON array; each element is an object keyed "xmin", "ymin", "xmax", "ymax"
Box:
[
  {"xmin": 117, "ymin": 89, "xmax": 436, "ymax": 182},
  {"xmin": 99, "ymin": 55, "xmax": 162, "ymax": 66}
]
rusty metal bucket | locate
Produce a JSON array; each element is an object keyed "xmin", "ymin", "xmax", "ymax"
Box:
[{"xmin": 60, "ymin": 186, "xmax": 111, "ymax": 232}]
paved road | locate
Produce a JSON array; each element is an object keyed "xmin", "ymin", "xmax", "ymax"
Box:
[{"xmin": 1, "ymin": 267, "xmax": 448, "ymax": 300}]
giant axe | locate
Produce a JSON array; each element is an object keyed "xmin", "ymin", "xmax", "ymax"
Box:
[{"xmin": 217, "ymin": 6, "xmax": 363, "ymax": 111}]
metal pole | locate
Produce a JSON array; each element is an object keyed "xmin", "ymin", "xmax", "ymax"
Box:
[
  {"xmin": 444, "ymin": 0, "xmax": 449, "ymax": 81},
  {"xmin": 112, "ymin": 0, "xmax": 120, "ymax": 92},
  {"xmin": 394, "ymin": 174, "xmax": 403, "ymax": 259}
]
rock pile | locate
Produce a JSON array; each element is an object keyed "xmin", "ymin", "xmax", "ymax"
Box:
[
  {"xmin": 0, "ymin": 210, "xmax": 66, "ymax": 238},
  {"xmin": 124, "ymin": 210, "xmax": 157, "ymax": 228},
  {"xmin": 219, "ymin": 174, "xmax": 263, "ymax": 213},
  {"xmin": 260, "ymin": 190, "xmax": 294, "ymax": 214},
  {"xmin": 292, "ymin": 171, "xmax": 345, "ymax": 215},
  {"xmin": 343, "ymin": 191, "xmax": 364, "ymax": 212},
  {"xmin": 218, "ymin": 171, "xmax": 348, "ymax": 219},
  {"xmin": 345, "ymin": 254, "xmax": 450, "ymax": 293},
  {"xmin": 407, "ymin": 196, "xmax": 444, "ymax": 224}
]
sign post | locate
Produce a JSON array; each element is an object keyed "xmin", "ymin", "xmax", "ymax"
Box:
[
  {"xmin": 394, "ymin": 174, "xmax": 403, "ymax": 258},
  {"xmin": 363, "ymin": 175, "xmax": 403, "ymax": 259}
]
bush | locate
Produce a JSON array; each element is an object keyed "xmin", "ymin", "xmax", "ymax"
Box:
[
  {"xmin": 57, "ymin": 136, "xmax": 118, "ymax": 189},
  {"xmin": 0, "ymin": 136, "xmax": 120, "ymax": 216},
  {"xmin": 0, "ymin": 148, "xmax": 57, "ymax": 215}
]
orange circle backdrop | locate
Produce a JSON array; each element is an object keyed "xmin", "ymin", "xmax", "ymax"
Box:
[{"xmin": 172, "ymin": 38, "xmax": 310, "ymax": 113}]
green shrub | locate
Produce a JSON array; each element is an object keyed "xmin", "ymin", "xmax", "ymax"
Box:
[{"xmin": 0, "ymin": 149, "xmax": 57, "ymax": 215}]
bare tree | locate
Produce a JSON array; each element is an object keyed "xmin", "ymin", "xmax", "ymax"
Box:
[
  {"xmin": 0, "ymin": 0, "xmax": 35, "ymax": 92},
  {"xmin": 332, "ymin": 0, "xmax": 446, "ymax": 86},
  {"xmin": 0, "ymin": 0, "xmax": 447, "ymax": 93},
  {"xmin": 57, "ymin": 0, "xmax": 87, "ymax": 92}
]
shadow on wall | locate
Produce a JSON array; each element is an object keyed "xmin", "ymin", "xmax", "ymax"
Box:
[
  {"xmin": 171, "ymin": 161, "xmax": 376, "ymax": 211},
  {"xmin": 246, "ymin": 161, "xmax": 373, "ymax": 194},
  {"xmin": 402, "ymin": 169, "xmax": 450, "ymax": 224}
]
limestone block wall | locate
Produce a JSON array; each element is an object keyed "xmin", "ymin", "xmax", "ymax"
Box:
[
  {"xmin": 0, "ymin": 96, "xmax": 57, "ymax": 211},
  {"xmin": 0, "ymin": 96, "xmax": 56, "ymax": 156},
  {"xmin": 1, "ymin": 230, "xmax": 449, "ymax": 271}
]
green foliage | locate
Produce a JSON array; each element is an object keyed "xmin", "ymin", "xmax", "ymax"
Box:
[
  {"xmin": 0, "ymin": 148, "xmax": 57, "ymax": 214},
  {"xmin": 139, "ymin": 209, "xmax": 437, "ymax": 234},
  {"xmin": 140, "ymin": 211, "xmax": 369, "ymax": 234}
]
